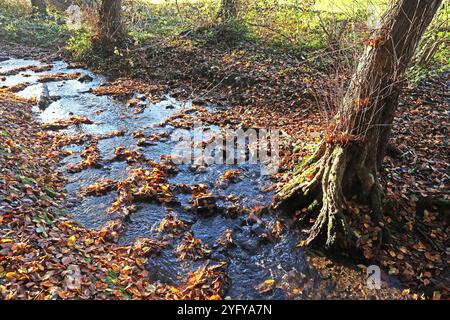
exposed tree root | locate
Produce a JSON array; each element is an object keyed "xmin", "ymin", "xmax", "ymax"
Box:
[
  {"xmin": 277, "ymin": 142, "xmax": 384, "ymax": 248},
  {"xmin": 277, "ymin": 143, "xmax": 326, "ymax": 209}
]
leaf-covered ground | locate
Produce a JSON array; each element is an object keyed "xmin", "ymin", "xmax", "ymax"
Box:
[{"xmin": 0, "ymin": 39, "xmax": 448, "ymax": 299}]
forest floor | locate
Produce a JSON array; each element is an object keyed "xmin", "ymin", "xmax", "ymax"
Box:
[{"xmin": 0, "ymin": 38, "xmax": 448, "ymax": 300}]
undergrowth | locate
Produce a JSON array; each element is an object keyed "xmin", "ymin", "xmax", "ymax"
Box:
[{"xmin": 0, "ymin": 0, "xmax": 448, "ymax": 84}]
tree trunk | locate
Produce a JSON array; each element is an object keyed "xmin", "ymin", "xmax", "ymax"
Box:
[
  {"xmin": 218, "ymin": 0, "xmax": 238, "ymax": 22},
  {"xmin": 278, "ymin": 0, "xmax": 442, "ymax": 247},
  {"xmin": 96, "ymin": 0, "xmax": 125, "ymax": 52},
  {"xmin": 31, "ymin": 0, "xmax": 47, "ymax": 18}
]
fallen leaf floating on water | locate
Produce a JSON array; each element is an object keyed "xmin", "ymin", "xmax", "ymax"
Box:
[
  {"xmin": 66, "ymin": 140, "xmax": 101, "ymax": 173},
  {"xmin": 37, "ymin": 72, "xmax": 81, "ymax": 83},
  {"xmin": 155, "ymin": 262, "xmax": 228, "ymax": 300},
  {"xmin": 154, "ymin": 212, "xmax": 188, "ymax": 236},
  {"xmin": 176, "ymin": 233, "xmax": 211, "ymax": 261},
  {"xmin": 91, "ymin": 79, "xmax": 163, "ymax": 101},
  {"xmin": 0, "ymin": 82, "xmax": 32, "ymax": 93},
  {"xmin": 216, "ymin": 169, "xmax": 242, "ymax": 188},
  {"xmin": 41, "ymin": 115, "xmax": 93, "ymax": 130},
  {"xmin": 272, "ymin": 220, "xmax": 283, "ymax": 239},
  {"xmin": 0, "ymin": 63, "xmax": 54, "ymax": 76},
  {"xmin": 217, "ymin": 229, "xmax": 234, "ymax": 248},
  {"xmin": 255, "ymin": 279, "xmax": 276, "ymax": 293},
  {"xmin": 79, "ymin": 178, "xmax": 117, "ymax": 196},
  {"xmin": 107, "ymin": 167, "xmax": 173, "ymax": 216},
  {"xmin": 113, "ymin": 146, "xmax": 146, "ymax": 164}
]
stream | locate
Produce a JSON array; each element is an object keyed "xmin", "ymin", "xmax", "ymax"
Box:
[{"xmin": 1, "ymin": 57, "xmax": 406, "ymax": 299}]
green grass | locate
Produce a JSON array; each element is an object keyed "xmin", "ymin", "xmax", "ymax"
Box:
[
  {"xmin": 314, "ymin": 0, "xmax": 388, "ymax": 13},
  {"xmin": 0, "ymin": 0, "xmax": 69, "ymax": 47},
  {"xmin": 0, "ymin": 0, "xmax": 447, "ymax": 84}
]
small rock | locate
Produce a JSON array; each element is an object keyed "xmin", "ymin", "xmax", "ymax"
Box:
[
  {"xmin": 211, "ymin": 251, "xmax": 227, "ymax": 262},
  {"xmin": 78, "ymin": 74, "xmax": 93, "ymax": 83},
  {"xmin": 194, "ymin": 196, "xmax": 217, "ymax": 216},
  {"xmin": 190, "ymin": 164, "xmax": 207, "ymax": 173},
  {"xmin": 192, "ymin": 99, "xmax": 207, "ymax": 106},
  {"xmin": 37, "ymin": 83, "xmax": 50, "ymax": 110},
  {"xmin": 235, "ymin": 236, "xmax": 259, "ymax": 254},
  {"xmin": 251, "ymin": 222, "xmax": 266, "ymax": 237}
]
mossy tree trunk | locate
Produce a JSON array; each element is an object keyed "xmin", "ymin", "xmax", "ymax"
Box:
[
  {"xmin": 278, "ymin": 0, "xmax": 442, "ymax": 247},
  {"xmin": 96, "ymin": 0, "xmax": 125, "ymax": 53}
]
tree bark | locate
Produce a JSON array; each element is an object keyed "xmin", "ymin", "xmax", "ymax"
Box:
[
  {"xmin": 278, "ymin": 0, "xmax": 442, "ymax": 247},
  {"xmin": 96, "ymin": 0, "xmax": 125, "ymax": 52},
  {"xmin": 31, "ymin": 0, "xmax": 47, "ymax": 18}
]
